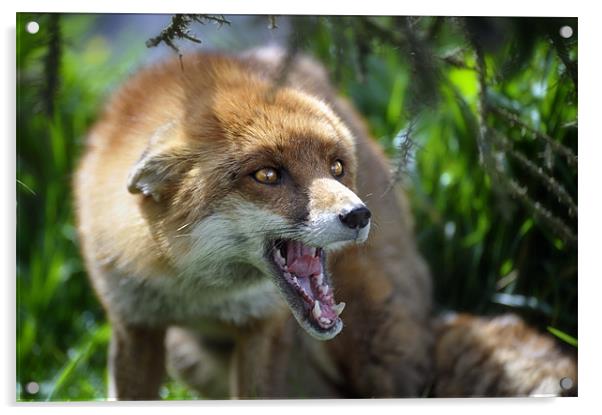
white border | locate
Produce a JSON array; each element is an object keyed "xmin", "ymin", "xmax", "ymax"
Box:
[
  {"xmin": 3, "ymin": 1, "xmax": 599, "ymax": 415},
  {"xmin": 4, "ymin": 0, "xmax": 583, "ymax": 16}
]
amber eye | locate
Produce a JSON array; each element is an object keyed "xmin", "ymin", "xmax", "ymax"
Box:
[
  {"xmin": 331, "ymin": 160, "xmax": 344, "ymax": 177},
  {"xmin": 253, "ymin": 168, "xmax": 280, "ymax": 184}
]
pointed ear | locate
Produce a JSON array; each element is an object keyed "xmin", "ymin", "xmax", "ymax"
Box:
[{"xmin": 127, "ymin": 122, "xmax": 183, "ymax": 202}]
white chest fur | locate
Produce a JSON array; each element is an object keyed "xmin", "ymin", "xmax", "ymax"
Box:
[
  {"xmin": 100, "ymin": 201, "xmax": 291, "ymax": 328},
  {"xmin": 101, "ymin": 267, "xmax": 283, "ymax": 328}
]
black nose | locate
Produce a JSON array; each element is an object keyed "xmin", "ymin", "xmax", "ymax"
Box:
[{"xmin": 339, "ymin": 206, "xmax": 372, "ymax": 230}]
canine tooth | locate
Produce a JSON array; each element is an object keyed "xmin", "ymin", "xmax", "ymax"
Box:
[
  {"xmin": 316, "ymin": 273, "xmax": 324, "ymax": 285},
  {"xmin": 332, "ymin": 302, "xmax": 346, "ymax": 316},
  {"xmin": 308, "ymin": 247, "xmax": 316, "ymax": 257},
  {"xmin": 274, "ymin": 249, "xmax": 286, "ymax": 266},
  {"xmin": 312, "ymin": 301, "xmax": 322, "ymax": 319},
  {"xmin": 319, "ymin": 317, "xmax": 331, "ymax": 325}
]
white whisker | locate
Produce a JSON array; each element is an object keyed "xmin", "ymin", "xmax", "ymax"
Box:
[{"xmin": 176, "ymin": 222, "xmax": 192, "ymax": 232}]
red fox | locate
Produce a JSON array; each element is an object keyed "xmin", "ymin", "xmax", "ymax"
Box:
[{"xmin": 74, "ymin": 47, "xmax": 575, "ymax": 399}]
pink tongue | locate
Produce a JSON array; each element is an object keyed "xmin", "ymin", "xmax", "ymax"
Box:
[
  {"xmin": 285, "ymin": 241, "xmax": 321, "ymax": 277},
  {"xmin": 288, "ymin": 255, "xmax": 321, "ymax": 277}
]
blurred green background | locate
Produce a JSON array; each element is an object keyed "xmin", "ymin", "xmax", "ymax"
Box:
[{"xmin": 16, "ymin": 14, "xmax": 577, "ymax": 401}]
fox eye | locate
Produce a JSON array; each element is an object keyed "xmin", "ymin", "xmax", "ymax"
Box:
[
  {"xmin": 331, "ymin": 160, "xmax": 344, "ymax": 178},
  {"xmin": 253, "ymin": 168, "xmax": 280, "ymax": 184}
]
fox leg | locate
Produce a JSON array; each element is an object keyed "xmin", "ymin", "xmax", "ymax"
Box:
[
  {"xmin": 331, "ymin": 301, "xmax": 433, "ymax": 397},
  {"xmin": 108, "ymin": 320, "xmax": 166, "ymax": 400},
  {"xmin": 230, "ymin": 313, "xmax": 294, "ymax": 399},
  {"xmin": 165, "ymin": 326, "xmax": 232, "ymax": 399},
  {"xmin": 327, "ymin": 249, "xmax": 434, "ymax": 397}
]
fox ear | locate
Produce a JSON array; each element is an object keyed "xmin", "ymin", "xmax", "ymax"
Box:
[{"xmin": 127, "ymin": 122, "xmax": 182, "ymax": 202}]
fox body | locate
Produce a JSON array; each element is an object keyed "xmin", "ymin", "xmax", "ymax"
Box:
[
  {"xmin": 75, "ymin": 48, "xmax": 432, "ymax": 399},
  {"xmin": 74, "ymin": 48, "xmax": 575, "ymax": 399}
]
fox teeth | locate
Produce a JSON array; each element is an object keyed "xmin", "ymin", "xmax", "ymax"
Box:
[
  {"xmin": 316, "ymin": 273, "xmax": 324, "ymax": 285},
  {"xmin": 312, "ymin": 301, "xmax": 322, "ymax": 319},
  {"xmin": 319, "ymin": 317, "xmax": 331, "ymax": 325},
  {"xmin": 308, "ymin": 247, "xmax": 316, "ymax": 257},
  {"xmin": 332, "ymin": 302, "xmax": 346, "ymax": 316},
  {"xmin": 274, "ymin": 249, "xmax": 286, "ymax": 266}
]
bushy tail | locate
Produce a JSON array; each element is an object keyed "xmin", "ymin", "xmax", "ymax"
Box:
[{"xmin": 432, "ymin": 312, "xmax": 577, "ymax": 397}]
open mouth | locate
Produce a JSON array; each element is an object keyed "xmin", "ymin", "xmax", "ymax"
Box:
[{"xmin": 268, "ymin": 239, "xmax": 345, "ymax": 340}]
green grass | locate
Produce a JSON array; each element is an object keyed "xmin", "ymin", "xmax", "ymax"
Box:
[{"xmin": 16, "ymin": 13, "xmax": 200, "ymax": 401}]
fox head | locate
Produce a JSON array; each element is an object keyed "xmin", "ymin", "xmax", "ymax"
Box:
[{"xmin": 127, "ymin": 64, "xmax": 371, "ymax": 340}]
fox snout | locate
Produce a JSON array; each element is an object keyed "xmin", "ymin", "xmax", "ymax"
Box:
[
  {"xmin": 339, "ymin": 206, "xmax": 371, "ymax": 230},
  {"xmin": 305, "ymin": 178, "xmax": 371, "ymax": 248}
]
